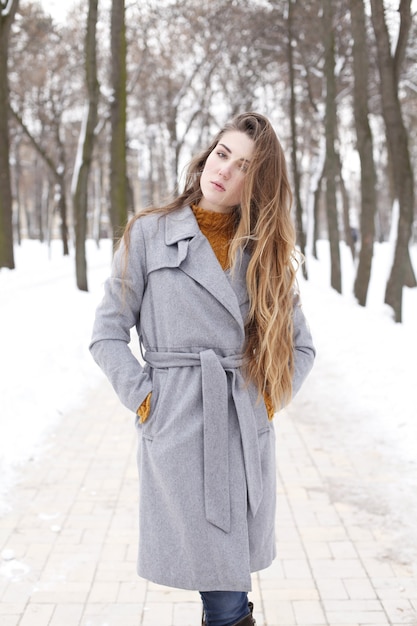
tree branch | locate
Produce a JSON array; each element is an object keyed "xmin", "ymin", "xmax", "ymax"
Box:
[{"xmin": 9, "ymin": 104, "xmax": 58, "ymax": 177}]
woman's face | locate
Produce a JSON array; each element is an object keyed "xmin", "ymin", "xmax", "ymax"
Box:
[{"xmin": 199, "ymin": 130, "xmax": 254, "ymax": 213}]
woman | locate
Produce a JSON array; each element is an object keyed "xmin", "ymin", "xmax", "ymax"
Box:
[{"xmin": 90, "ymin": 112, "xmax": 315, "ymax": 626}]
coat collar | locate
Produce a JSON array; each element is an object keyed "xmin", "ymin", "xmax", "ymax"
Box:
[
  {"xmin": 165, "ymin": 205, "xmax": 200, "ymax": 245},
  {"xmin": 164, "ymin": 206, "xmax": 248, "ymax": 331}
]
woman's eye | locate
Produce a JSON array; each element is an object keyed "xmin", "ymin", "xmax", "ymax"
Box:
[{"xmin": 217, "ymin": 151, "xmax": 227, "ymax": 159}]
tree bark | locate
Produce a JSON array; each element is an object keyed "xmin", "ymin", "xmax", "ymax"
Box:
[
  {"xmin": 0, "ymin": 0, "xmax": 19, "ymax": 269},
  {"xmin": 323, "ymin": 0, "xmax": 341, "ymax": 293},
  {"xmin": 336, "ymin": 151, "xmax": 355, "ymax": 260},
  {"xmin": 312, "ymin": 174, "xmax": 323, "ymax": 260},
  {"xmin": 110, "ymin": 0, "xmax": 127, "ymax": 247},
  {"xmin": 350, "ymin": 0, "xmax": 378, "ymax": 307},
  {"xmin": 56, "ymin": 137, "xmax": 69, "ymax": 256},
  {"xmin": 72, "ymin": 0, "xmax": 99, "ymax": 291},
  {"xmin": 350, "ymin": 0, "xmax": 377, "ymax": 306},
  {"xmin": 370, "ymin": 0, "xmax": 416, "ymax": 322}
]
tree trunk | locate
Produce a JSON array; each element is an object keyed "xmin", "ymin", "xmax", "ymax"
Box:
[
  {"xmin": 11, "ymin": 135, "xmax": 22, "ymax": 245},
  {"xmin": 323, "ymin": 0, "xmax": 341, "ymax": 293},
  {"xmin": 287, "ymin": 0, "xmax": 307, "ymax": 279},
  {"xmin": 310, "ymin": 138, "xmax": 326, "ymax": 261},
  {"xmin": 72, "ymin": 0, "xmax": 99, "ymax": 291},
  {"xmin": 110, "ymin": 0, "xmax": 127, "ymax": 247},
  {"xmin": 56, "ymin": 139, "xmax": 69, "ymax": 256},
  {"xmin": 312, "ymin": 176, "xmax": 322, "ymax": 260},
  {"xmin": 56, "ymin": 173, "xmax": 69, "ymax": 256},
  {"xmin": 0, "ymin": 0, "xmax": 19, "ymax": 269},
  {"xmin": 336, "ymin": 152, "xmax": 355, "ymax": 260},
  {"xmin": 350, "ymin": 0, "xmax": 378, "ymax": 307},
  {"xmin": 370, "ymin": 0, "xmax": 416, "ymax": 322}
]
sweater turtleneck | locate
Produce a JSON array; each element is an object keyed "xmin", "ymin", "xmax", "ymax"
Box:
[{"xmin": 191, "ymin": 205, "xmax": 236, "ymax": 270}]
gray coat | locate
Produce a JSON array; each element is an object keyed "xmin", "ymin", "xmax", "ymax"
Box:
[{"xmin": 90, "ymin": 205, "xmax": 315, "ymax": 591}]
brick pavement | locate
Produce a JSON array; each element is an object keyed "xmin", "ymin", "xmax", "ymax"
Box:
[{"xmin": 1, "ymin": 378, "xmax": 416, "ymax": 626}]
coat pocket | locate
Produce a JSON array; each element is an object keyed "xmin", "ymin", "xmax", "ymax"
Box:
[{"xmin": 140, "ymin": 368, "xmax": 168, "ymax": 440}]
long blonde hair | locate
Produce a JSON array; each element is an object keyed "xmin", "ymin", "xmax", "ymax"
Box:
[{"xmin": 123, "ymin": 112, "xmax": 298, "ymax": 408}]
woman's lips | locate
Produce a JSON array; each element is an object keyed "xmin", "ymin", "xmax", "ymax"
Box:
[{"xmin": 211, "ymin": 181, "xmax": 225, "ymax": 192}]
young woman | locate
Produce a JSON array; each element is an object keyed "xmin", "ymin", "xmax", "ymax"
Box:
[{"xmin": 90, "ymin": 112, "xmax": 315, "ymax": 626}]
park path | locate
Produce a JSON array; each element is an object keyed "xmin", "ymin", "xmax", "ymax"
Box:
[{"xmin": 1, "ymin": 367, "xmax": 416, "ymax": 626}]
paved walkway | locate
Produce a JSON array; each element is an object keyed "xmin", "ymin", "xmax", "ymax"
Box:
[{"xmin": 1, "ymin": 375, "xmax": 416, "ymax": 626}]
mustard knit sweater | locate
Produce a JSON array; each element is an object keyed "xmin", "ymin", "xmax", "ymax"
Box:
[{"xmin": 137, "ymin": 205, "xmax": 274, "ymax": 421}]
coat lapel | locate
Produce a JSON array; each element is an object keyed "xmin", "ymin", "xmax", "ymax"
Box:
[{"xmin": 165, "ymin": 206, "xmax": 247, "ymax": 328}]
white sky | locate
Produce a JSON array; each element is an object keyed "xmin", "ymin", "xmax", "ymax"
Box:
[{"xmin": 39, "ymin": 0, "xmax": 73, "ymax": 22}]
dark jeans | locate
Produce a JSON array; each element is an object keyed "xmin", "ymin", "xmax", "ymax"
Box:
[{"xmin": 200, "ymin": 591, "xmax": 249, "ymax": 626}]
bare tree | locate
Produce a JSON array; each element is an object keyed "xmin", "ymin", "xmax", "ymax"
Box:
[
  {"xmin": 5, "ymin": 0, "xmax": 416, "ymax": 316},
  {"xmin": 10, "ymin": 106, "xmax": 71, "ymax": 255},
  {"xmin": 127, "ymin": 0, "xmax": 279, "ymax": 205},
  {"xmin": 370, "ymin": 0, "xmax": 416, "ymax": 321},
  {"xmin": 350, "ymin": 0, "xmax": 378, "ymax": 307},
  {"xmin": 8, "ymin": 3, "xmax": 88, "ymax": 255},
  {"xmin": 287, "ymin": 0, "xmax": 308, "ymax": 279},
  {"xmin": 323, "ymin": 0, "xmax": 341, "ymax": 293},
  {"xmin": 0, "ymin": 0, "xmax": 19, "ymax": 269},
  {"xmin": 72, "ymin": 0, "xmax": 99, "ymax": 291},
  {"xmin": 110, "ymin": 0, "xmax": 127, "ymax": 245}
]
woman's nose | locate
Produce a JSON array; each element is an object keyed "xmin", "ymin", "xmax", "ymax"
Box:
[{"xmin": 218, "ymin": 165, "xmax": 231, "ymax": 179}]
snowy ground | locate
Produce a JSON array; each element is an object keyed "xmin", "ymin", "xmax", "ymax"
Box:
[
  {"xmin": 300, "ymin": 240, "xmax": 417, "ymax": 470},
  {"xmin": 0, "ymin": 238, "xmax": 416, "ymax": 550},
  {"xmin": 0, "ymin": 239, "xmax": 113, "ymax": 509},
  {"xmin": 294, "ymin": 242, "xmax": 417, "ymax": 565}
]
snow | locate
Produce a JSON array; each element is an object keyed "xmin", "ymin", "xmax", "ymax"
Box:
[
  {"xmin": 0, "ymin": 237, "xmax": 416, "ymax": 535},
  {"xmin": 301, "ymin": 242, "xmax": 417, "ymax": 465},
  {"xmin": 298, "ymin": 240, "xmax": 417, "ymax": 484},
  {"xmin": 0, "ymin": 239, "xmax": 113, "ymax": 510}
]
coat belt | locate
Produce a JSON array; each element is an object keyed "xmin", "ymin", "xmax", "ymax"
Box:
[{"xmin": 144, "ymin": 349, "xmax": 263, "ymax": 533}]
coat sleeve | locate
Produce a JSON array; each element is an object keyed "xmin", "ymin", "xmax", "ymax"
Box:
[
  {"xmin": 291, "ymin": 294, "xmax": 316, "ymax": 398},
  {"xmin": 89, "ymin": 220, "xmax": 152, "ymax": 413}
]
